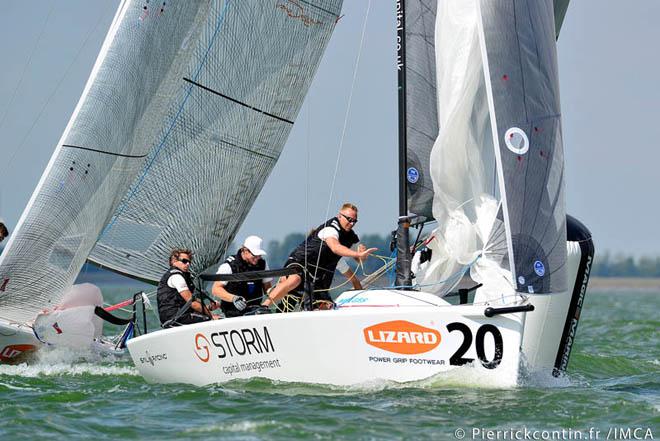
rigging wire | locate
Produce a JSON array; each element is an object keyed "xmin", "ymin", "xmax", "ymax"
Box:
[
  {"xmin": 311, "ymin": 0, "xmax": 372, "ymax": 289},
  {"xmin": 303, "ymin": 18, "xmax": 312, "ymax": 301}
]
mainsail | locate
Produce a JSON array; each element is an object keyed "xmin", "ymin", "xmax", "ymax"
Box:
[
  {"xmin": 401, "ymin": 0, "xmax": 438, "ymax": 222},
  {"xmin": 89, "ymin": 0, "xmax": 343, "ymax": 282},
  {"xmin": 0, "ymin": 1, "xmax": 211, "ymax": 323}
]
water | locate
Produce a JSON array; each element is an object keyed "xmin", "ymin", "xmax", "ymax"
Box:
[{"xmin": 0, "ymin": 286, "xmax": 657, "ymax": 440}]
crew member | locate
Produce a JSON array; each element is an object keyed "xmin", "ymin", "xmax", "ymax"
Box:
[
  {"xmin": 263, "ymin": 203, "xmax": 376, "ymax": 308},
  {"xmin": 157, "ymin": 248, "xmax": 219, "ymax": 327},
  {"xmin": 212, "ymin": 236, "xmax": 273, "ymax": 317}
]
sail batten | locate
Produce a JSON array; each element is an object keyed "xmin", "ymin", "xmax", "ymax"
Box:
[
  {"xmin": 62, "ymin": 144, "xmax": 149, "ymax": 159},
  {"xmin": 182, "ymin": 78, "xmax": 296, "ymax": 125}
]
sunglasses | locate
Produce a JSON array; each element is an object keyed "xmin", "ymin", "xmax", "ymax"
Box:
[
  {"xmin": 340, "ymin": 213, "xmax": 358, "ymax": 224},
  {"xmin": 178, "ymin": 258, "xmax": 192, "ymax": 264}
]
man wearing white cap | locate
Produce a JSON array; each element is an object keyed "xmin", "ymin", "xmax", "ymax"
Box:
[{"xmin": 212, "ymin": 236, "xmax": 273, "ymax": 317}]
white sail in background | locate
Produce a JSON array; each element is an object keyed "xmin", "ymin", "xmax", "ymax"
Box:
[
  {"xmin": 0, "ymin": 1, "xmax": 212, "ymax": 323},
  {"xmin": 414, "ymin": 0, "xmax": 504, "ymax": 297},
  {"xmin": 89, "ymin": 0, "xmax": 344, "ymax": 282}
]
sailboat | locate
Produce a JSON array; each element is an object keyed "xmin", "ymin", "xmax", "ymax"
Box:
[
  {"xmin": 127, "ymin": 0, "xmax": 594, "ymax": 387},
  {"xmin": 0, "ymin": 0, "xmax": 340, "ymax": 361}
]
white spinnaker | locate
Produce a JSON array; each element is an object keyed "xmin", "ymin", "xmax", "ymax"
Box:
[
  {"xmin": 416, "ymin": 0, "xmax": 511, "ymax": 299},
  {"xmin": 89, "ymin": 0, "xmax": 344, "ymax": 282},
  {"xmin": 0, "ymin": 1, "xmax": 211, "ymax": 323}
]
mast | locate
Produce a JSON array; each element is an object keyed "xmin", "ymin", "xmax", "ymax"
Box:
[{"xmin": 395, "ymin": 0, "xmax": 412, "ymax": 288}]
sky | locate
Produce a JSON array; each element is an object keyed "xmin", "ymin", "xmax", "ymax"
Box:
[{"xmin": 0, "ymin": 0, "xmax": 658, "ymax": 257}]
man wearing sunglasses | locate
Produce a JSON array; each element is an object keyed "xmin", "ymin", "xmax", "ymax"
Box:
[
  {"xmin": 212, "ymin": 236, "xmax": 273, "ymax": 317},
  {"xmin": 157, "ymin": 248, "xmax": 219, "ymax": 327},
  {"xmin": 262, "ymin": 203, "xmax": 377, "ymax": 309}
]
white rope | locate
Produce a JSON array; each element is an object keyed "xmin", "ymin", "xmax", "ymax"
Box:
[{"xmin": 312, "ymin": 0, "xmax": 372, "ymax": 285}]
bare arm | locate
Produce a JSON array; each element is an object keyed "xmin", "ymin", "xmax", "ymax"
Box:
[{"xmin": 324, "ymin": 237, "xmax": 376, "ymax": 260}]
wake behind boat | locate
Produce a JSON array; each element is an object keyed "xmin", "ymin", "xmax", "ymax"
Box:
[{"xmin": 127, "ymin": 0, "xmax": 595, "ymax": 387}]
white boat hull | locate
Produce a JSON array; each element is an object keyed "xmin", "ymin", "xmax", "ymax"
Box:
[{"xmin": 127, "ymin": 296, "xmax": 526, "ymax": 387}]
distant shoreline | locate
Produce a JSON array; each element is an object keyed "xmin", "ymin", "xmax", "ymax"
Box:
[
  {"xmin": 73, "ymin": 270, "xmax": 660, "ymax": 292},
  {"xmin": 589, "ymin": 277, "xmax": 660, "ymax": 291}
]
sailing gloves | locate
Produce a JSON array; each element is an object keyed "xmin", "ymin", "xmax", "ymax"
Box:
[{"xmin": 233, "ymin": 295, "xmax": 247, "ymax": 311}]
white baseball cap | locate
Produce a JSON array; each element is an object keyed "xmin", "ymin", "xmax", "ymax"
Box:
[{"xmin": 243, "ymin": 235, "xmax": 267, "ymax": 256}]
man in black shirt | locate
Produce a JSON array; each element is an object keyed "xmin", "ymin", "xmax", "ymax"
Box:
[
  {"xmin": 157, "ymin": 248, "xmax": 220, "ymax": 327},
  {"xmin": 262, "ymin": 203, "xmax": 376, "ymax": 308},
  {"xmin": 212, "ymin": 236, "xmax": 273, "ymax": 317}
]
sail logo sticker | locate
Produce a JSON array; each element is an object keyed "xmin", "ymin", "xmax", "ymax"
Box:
[
  {"xmin": 407, "ymin": 167, "xmax": 419, "ymax": 184},
  {"xmin": 363, "ymin": 321, "xmax": 441, "ymax": 354},
  {"xmin": 194, "ymin": 333, "xmax": 211, "ymax": 363},
  {"xmin": 534, "ymin": 260, "xmax": 545, "ymax": 277}
]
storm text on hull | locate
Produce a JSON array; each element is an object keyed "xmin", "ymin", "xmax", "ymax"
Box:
[{"xmin": 210, "ymin": 327, "xmax": 274, "ymax": 359}]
